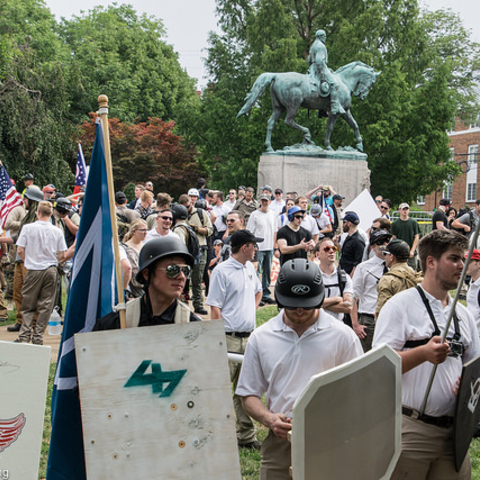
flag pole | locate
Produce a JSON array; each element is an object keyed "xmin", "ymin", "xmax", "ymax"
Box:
[{"xmin": 98, "ymin": 94, "xmax": 127, "ymax": 329}]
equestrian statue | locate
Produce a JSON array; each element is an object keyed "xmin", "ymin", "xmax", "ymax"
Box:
[{"xmin": 237, "ymin": 29, "xmax": 381, "ymax": 153}]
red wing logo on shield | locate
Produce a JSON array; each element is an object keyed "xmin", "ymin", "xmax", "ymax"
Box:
[{"xmin": 0, "ymin": 412, "xmax": 26, "ymax": 452}]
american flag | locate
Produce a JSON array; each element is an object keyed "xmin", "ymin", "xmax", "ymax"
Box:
[
  {"xmin": 0, "ymin": 164, "xmax": 24, "ymax": 230},
  {"xmin": 73, "ymin": 143, "xmax": 87, "ymax": 194}
]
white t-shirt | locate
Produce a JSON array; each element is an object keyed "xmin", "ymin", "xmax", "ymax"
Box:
[
  {"xmin": 224, "ymin": 199, "xmax": 236, "ymax": 212},
  {"xmin": 236, "ymin": 309, "xmax": 363, "ymax": 414},
  {"xmin": 313, "ymin": 213, "xmax": 332, "ymax": 231},
  {"xmin": 17, "ymin": 220, "xmax": 67, "ymax": 270},
  {"xmin": 373, "ymin": 286, "xmax": 480, "ymax": 416},
  {"xmin": 212, "ymin": 203, "xmax": 229, "ymax": 233},
  {"xmin": 269, "ymin": 199, "xmax": 285, "ymax": 218},
  {"xmin": 144, "ymin": 228, "xmax": 176, "ymax": 243},
  {"xmin": 301, "ymin": 215, "xmax": 320, "ymax": 237},
  {"xmin": 246, "ymin": 209, "xmax": 276, "ymax": 251},
  {"xmin": 321, "ymin": 267, "xmax": 353, "ymax": 321},
  {"xmin": 206, "ymin": 257, "xmax": 262, "ymax": 333},
  {"xmin": 466, "ymin": 277, "xmax": 480, "ymax": 335}
]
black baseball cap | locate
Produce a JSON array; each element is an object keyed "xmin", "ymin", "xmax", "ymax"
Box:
[
  {"xmin": 115, "ymin": 191, "xmax": 127, "ymax": 203},
  {"xmin": 380, "ymin": 239, "xmax": 410, "ymax": 260},
  {"xmin": 333, "ymin": 194, "xmax": 344, "ymax": 200},
  {"xmin": 230, "ymin": 230, "xmax": 264, "ymax": 247}
]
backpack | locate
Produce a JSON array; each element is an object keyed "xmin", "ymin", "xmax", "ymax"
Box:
[
  {"xmin": 116, "ymin": 214, "xmax": 130, "ymax": 242},
  {"xmin": 173, "ymin": 224, "xmax": 201, "ymax": 264},
  {"xmin": 324, "ymin": 268, "xmax": 347, "ymax": 295}
]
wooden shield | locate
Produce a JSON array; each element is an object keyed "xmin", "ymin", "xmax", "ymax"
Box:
[
  {"xmin": 291, "ymin": 344, "xmax": 402, "ymax": 480},
  {"xmin": 0, "ymin": 341, "xmax": 51, "ymax": 480},
  {"xmin": 75, "ymin": 320, "xmax": 241, "ymax": 480},
  {"xmin": 454, "ymin": 354, "xmax": 480, "ymax": 472}
]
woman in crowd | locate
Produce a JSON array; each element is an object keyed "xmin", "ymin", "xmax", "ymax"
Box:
[
  {"xmin": 122, "ymin": 219, "xmax": 148, "ymax": 299},
  {"xmin": 446, "ymin": 206, "xmax": 457, "ymax": 229}
]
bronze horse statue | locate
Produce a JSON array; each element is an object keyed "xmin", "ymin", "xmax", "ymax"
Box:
[{"xmin": 237, "ymin": 61, "xmax": 380, "ymax": 152}]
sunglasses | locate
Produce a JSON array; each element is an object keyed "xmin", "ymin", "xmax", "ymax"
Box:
[
  {"xmin": 293, "ymin": 215, "xmax": 304, "ymax": 220},
  {"xmin": 379, "ymin": 206, "xmax": 388, "ymax": 210},
  {"xmin": 285, "ymin": 306, "xmax": 316, "ymax": 311},
  {"xmin": 159, "ymin": 216, "xmax": 173, "ymax": 221},
  {"xmin": 375, "ymin": 200, "xmax": 382, "ymax": 203},
  {"xmin": 226, "ymin": 218, "xmax": 236, "ymax": 223},
  {"xmin": 323, "ymin": 245, "xmax": 337, "ymax": 253},
  {"xmin": 382, "ymin": 251, "xmax": 392, "ymax": 256},
  {"xmin": 158, "ymin": 264, "xmax": 191, "ymax": 279}
]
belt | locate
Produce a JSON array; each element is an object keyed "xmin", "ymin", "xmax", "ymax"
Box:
[
  {"xmin": 402, "ymin": 406, "xmax": 454, "ymax": 429},
  {"xmin": 358, "ymin": 313, "xmax": 375, "ymax": 319},
  {"xmin": 226, "ymin": 331, "xmax": 251, "ymax": 338}
]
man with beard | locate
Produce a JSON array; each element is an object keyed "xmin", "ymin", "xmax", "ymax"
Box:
[
  {"xmin": 338, "ymin": 212, "xmax": 365, "ymax": 276},
  {"xmin": 373, "ymin": 229, "xmax": 480, "ymax": 479}
]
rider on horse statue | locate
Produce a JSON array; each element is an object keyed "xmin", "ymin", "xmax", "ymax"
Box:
[{"xmin": 307, "ymin": 29, "xmax": 346, "ymax": 116}]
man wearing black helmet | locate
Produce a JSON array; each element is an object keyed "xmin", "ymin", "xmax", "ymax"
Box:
[
  {"xmin": 94, "ymin": 236, "xmax": 200, "ymax": 330},
  {"xmin": 350, "ymin": 228, "xmax": 392, "ymax": 351},
  {"xmin": 237, "ymin": 258, "xmax": 362, "ymax": 479}
]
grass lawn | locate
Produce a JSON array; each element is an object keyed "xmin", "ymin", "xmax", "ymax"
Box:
[{"xmin": 39, "ymin": 305, "xmax": 480, "ymax": 478}]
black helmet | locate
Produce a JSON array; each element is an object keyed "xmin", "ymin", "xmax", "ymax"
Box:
[
  {"xmin": 24, "ymin": 187, "xmax": 44, "ymax": 203},
  {"xmin": 369, "ymin": 228, "xmax": 392, "ymax": 246},
  {"xmin": 275, "ymin": 259, "xmax": 325, "ymax": 309},
  {"xmin": 195, "ymin": 198, "xmax": 207, "ymax": 210},
  {"xmin": 54, "ymin": 197, "xmax": 73, "ymax": 215},
  {"xmin": 171, "ymin": 204, "xmax": 188, "ymax": 222},
  {"xmin": 136, "ymin": 236, "xmax": 194, "ymax": 283},
  {"xmin": 24, "ymin": 173, "xmax": 34, "ymax": 181}
]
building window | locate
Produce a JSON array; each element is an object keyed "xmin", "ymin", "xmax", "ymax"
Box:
[
  {"xmin": 417, "ymin": 195, "xmax": 425, "ymax": 205},
  {"xmin": 466, "ymin": 145, "xmax": 478, "ymax": 202},
  {"xmin": 443, "ymin": 181, "xmax": 453, "ymax": 200},
  {"xmin": 470, "ymin": 116, "xmax": 480, "ymax": 129}
]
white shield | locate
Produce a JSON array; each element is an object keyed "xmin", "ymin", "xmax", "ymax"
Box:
[
  {"xmin": 75, "ymin": 320, "xmax": 241, "ymax": 480},
  {"xmin": 291, "ymin": 344, "xmax": 401, "ymax": 480}
]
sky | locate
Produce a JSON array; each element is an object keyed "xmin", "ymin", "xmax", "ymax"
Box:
[{"xmin": 44, "ymin": 0, "xmax": 479, "ymax": 89}]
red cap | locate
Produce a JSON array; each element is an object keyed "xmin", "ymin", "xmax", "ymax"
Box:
[{"xmin": 467, "ymin": 250, "xmax": 480, "ymax": 262}]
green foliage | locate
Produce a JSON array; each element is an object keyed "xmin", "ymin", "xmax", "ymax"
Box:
[{"xmin": 194, "ymin": 0, "xmax": 479, "ymax": 203}]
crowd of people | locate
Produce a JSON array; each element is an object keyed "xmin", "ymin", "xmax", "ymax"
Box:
[{"xmin": 4, "ymin": 173, "xmax": 480, "ymax": 479}]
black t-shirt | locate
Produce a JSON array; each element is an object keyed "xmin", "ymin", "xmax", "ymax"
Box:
[
  {"xmin": 432, "ymin": 210, "xmax": 448, "ymax": 230},
  {"xmin": 277, "ymin": 225, "xmax": 313, "ymax": 265},
  {"xmin": 93, "ymin": 297, "xmax": 200, "ymax": 330},
  {"xmin": 339, "ymin": 231, "xmax": 365, "ymax": 275}
]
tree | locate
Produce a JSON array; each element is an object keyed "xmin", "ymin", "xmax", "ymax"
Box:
[
  {"xmin": 193, "ymin": 0, "xmax": 479, "ymax": 203},
  {"xmin": 79, "ymin": 114, "xmax": 202, "ymax": 198},
  {"xmin": 58, "ymin": 5, "xmax": 198, "ymax": 125}
]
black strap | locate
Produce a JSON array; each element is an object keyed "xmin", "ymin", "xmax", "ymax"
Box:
[{"xmin": 415, "ymin": 286, "xmax": 441, "ymax": 337}]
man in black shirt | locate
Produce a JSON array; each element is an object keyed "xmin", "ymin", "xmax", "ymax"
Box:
[
  {"xmin": 338, "ymin": 212, "xmax": 365, "ymax": 276},
  {"xmin": 432, "ymin": 198, "xmax": 450, "ymax": 230},
  {"xmin": 276, "ymin": 206, "xmax": 315, "ymax": 265},
  {"xmin": 94, "ymin": 236, "xmax": 200, "ymax": 330}
]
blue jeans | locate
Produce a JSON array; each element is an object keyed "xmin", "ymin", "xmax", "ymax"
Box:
[{"xmin": 257, "ymin": 250, "xmax": 273, "ymax": 300}]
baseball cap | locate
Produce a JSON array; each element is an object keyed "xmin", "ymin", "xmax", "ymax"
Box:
[
  {"xmin": 213, "ymin": 239, "xmax": 223, "ymax": 246},
  {"xmin": 259, "ymin": 193, "xmax": 271, "ymax": 201},
  {"xmin": 398, "ymin": 202, "xmax": 410, "ymax": 210},
  {"xmin": 342, "ymin": 212, "xmax": 360, "ymax": 225},
  {"xmin": 261, "ymin": 185, "xmax": 273, "ymax": 193},
  {"xmin": 381, "ymin": 239, "xmax": 410, "ymax": 260},
  {"xmin": 238, "ymin": 185, "xmax": 246, "ymax": 191},
  {"xmin": 115, "ymin": 191, "xmax": 127, "ymax": 203},
  {"xmin": 310, "ymin": 204, "xmax": 322, "ymax": 216},
  {"xmin": 333, "ymin": 194, "xmax": 344, "ymax": 200},
  {"xmin": 230, "ymin": 230, "xmax": 264, "ymax": 247},
  {"xmin": 274, "ymin": 188, "xmax": 283, "ymax": 194},
  {"xmin": 369, "ymin": 229, "xmax": 392, "ymax": 246},
  {"xmin": 468, "ymin": 250, "xmax": 480, "ymax": 262},
  {"xmin": 439, "ymin": 198, "xmax": 451, "ymax": 206},
  {"xmin": 322, "ymin": 186, "xmax": 329, "ymax": 191},
  {"xmin": 188, "ymin": 188, "xmax": 200, "ymax": 197}
]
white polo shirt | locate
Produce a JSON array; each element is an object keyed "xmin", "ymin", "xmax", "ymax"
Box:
[
  {"xmin": 144, "ymin": 228, "xmax": 176, "ymax": 243},
  {"xmin": 236, "ymin": 309, "xmax": 363, "ymax": 414},
  {"xmin": 320, "ymin": 267, "xmax": 353, "ymax": 321},
  {"xmin": 246, "ymin": 209, "xmax": 276, "ymax": 251},
  {"xmin": 466, "ymin": 277, "xmax": 480, "ymax": 333},
  {"xmin": 301, "ymin": 215, "xmax": 320, "ymax": 237},
  {"xmin": 352, "ymin": 254, "xmax": 386, "ymax": 315},
  {"xmin": 373, "ymin": 286, "xmax": 480, "ymax": 416},
  {"xmin": 212, "ymin": 203, "xmax": 229, "ymax": 233},
  {"xmin": 206, "ymin": 257, "xmax": 262, "ymax": 333},
  {"xmin": 17, "ymin": 220, "xmax": 67, "ymax": 270}
]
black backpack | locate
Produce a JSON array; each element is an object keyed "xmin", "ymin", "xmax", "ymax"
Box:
[
  {"xmin": 173, "ymin": 224, "xmax": 201, "ymax": 264},
  {"xmin": 324, "ymin": 268, "xmax": 348, "ymax": 296}
]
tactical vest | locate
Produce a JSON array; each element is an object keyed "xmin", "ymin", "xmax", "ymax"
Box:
[{"xmin": 125, "ymin": 298, "xmax": 191, "ymax": 328}]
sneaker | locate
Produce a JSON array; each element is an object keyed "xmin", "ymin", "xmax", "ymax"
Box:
[
  {"xmin": 259, "ymin": 301, "xmax": 265, "ymax": 307},
  {"xmin": 239, "ymin": 440, "xmax": 262, "ymax": 450},
  {"xmin": 263, "ymin": 298, "xmax": 276, "ymax": 305},
  {"xmin": 7, "ymin": 323, "xmax": 21, "ymax": 332},
  {"xmin": 194, "ymin": 307, "xmax": 208, "ymax": 315}
]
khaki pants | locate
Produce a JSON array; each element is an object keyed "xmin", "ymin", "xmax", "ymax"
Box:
[
  {"xmin": 392, "ymin": 415, "xmax": 471, "ymax": 480},
  {"xmin": 226, "ymin": 334, "xmax": 256, "ymax": 444},
  {"xmin": 18, "ymin": 266, "xmax": 57, "ymax": 345},
  {"xmin": 13, "ymin": 262, "xmax": 27, "ymax": 323},
  {"xmin": 260, "ymin": 429, "xmax": 292, "ymax": 480},
  {"xmin": 358, "ymin": 313, "xmax": 375, "ymax": 352}
]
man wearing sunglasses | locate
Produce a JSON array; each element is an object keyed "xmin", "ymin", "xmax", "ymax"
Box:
[
  {"xmin": 237, "ymin": 258, "xmax": 362, "ymax": 479},
  {"xmin": 145, "ymin": 208, "xmax": 177, "ymax": 243},
  {"xmin": 94, "ymin": 236, "xmax": 199, "ymax": 330},
  {"xmin": 206, "ymin": 230, "xmax": 264, "ymax": 450}
]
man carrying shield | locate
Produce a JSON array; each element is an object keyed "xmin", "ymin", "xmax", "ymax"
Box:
[
  {"xmin": 373, "ymin": 229, "xmax": 480, "ymax": 479},
  {"xmin": 236, "ymin": 258, "xmax": 362, "ymax": 479}
]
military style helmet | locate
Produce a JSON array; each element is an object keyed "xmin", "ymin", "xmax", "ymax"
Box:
[
  {"xmin": 24, "ymin": 173, "xmax": 34, "ymax": 181},
  {"xmin": 275, "ymin": 259, "xmax": 325, "ymax": 309},
  {"xmin": 54, "ymin": 197, "xmax": 73, "ymax": 215},
  {"xmin": 195, "ymin": 198, "xmax": 207, "ymax": 210},
  {"xmin": 287, "ymin": 205, "xmax": 306, "ymax": 222},
  {"xmin": 136, "ymin": 235, "xmax": 194, "ymax": 283},
  {"xmin": 24, "ymin": 187, "xmax": 44, "ymax": 203},
  {"xmin": 369, "ymin": 228, "xmax": 392, "ymax": 246},
  {"xmin": 171, "ymin": 204, "xmax": 188, "ymax": 222}
]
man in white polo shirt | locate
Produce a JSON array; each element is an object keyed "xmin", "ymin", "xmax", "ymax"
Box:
[
  {"xmin": 206, "ymin": 229, "xmax": 263, "ymax": 450},
  {"xmin": 15, "ymin": 201, "xmax": 67, "ymax": 345},
  {"xmin": 145, "ymin": 208, "xmax": 176, "ymax": 242},
  {"xmin": 237, "ymin": 258, "xmax": 362, "ymax": 479}
]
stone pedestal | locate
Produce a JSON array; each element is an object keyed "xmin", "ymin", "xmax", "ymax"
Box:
[{"xmin": 257, "ymin": 147, "xmax": 370, "ymax": 204}]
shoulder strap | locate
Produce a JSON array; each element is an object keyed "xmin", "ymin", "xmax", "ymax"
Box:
[
  {"xmin": 174, "ymin": 300, "xmax": 192, "ymax": 324},
  {"xmin": 125, "ymin": 298, "xmax": 142, "ymax": 328},
  {"xmin": 337, "ymin": 268, "xmax": 347, "ymax": 295}
]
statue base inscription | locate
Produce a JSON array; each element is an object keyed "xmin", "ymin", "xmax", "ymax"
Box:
[{"xmin": 257, "ymin": 147, "xmax": 370, "ymax": 204}]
